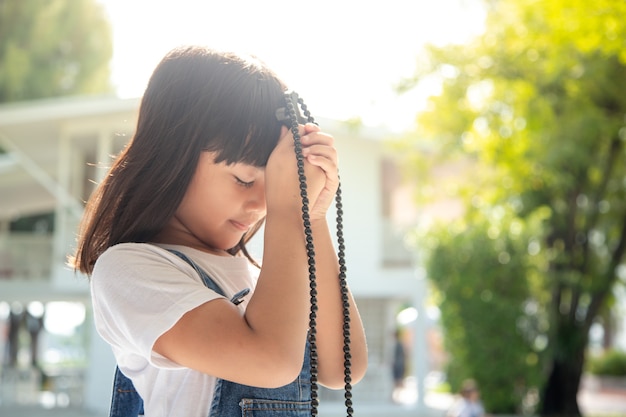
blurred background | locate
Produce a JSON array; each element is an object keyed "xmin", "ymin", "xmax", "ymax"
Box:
[{"xmin": 1, "ymin": 0, "xmax": 625, "ymax": 416}]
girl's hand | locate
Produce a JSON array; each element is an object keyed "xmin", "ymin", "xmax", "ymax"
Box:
[{"xmin": 265, "ymin": 123, "xmax": 338, "ymax": 221}]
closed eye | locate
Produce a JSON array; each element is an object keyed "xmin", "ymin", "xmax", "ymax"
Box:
[{"xmin": 235, "ymin": 176, "xmax": 255, "ymax": 188}]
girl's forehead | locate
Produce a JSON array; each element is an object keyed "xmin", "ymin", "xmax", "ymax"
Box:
[
  {"xmin": 228, "ymin": 161, "xmax": 266, "ymax": 173},
  {"xmin": 204, "ymin": 152, "xmax": 265, "ymax": 171}
]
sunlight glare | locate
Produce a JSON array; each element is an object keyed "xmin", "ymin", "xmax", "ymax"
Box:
[
  {"xmin": 27, "ymin": 301, "xmax": 45, "ymax": 318},
  {"xmin": 97, "ymin": 0, "xmax": 486, "ymax": 132},
  {"xmin": 0, "ymin": 301, "xmax": 9, "ymax": 320},
  {"xmin": 397, "ymin": 306, "xmax": 419, "ymax": 325},
  {"xmin": 44, "ymin": 302, "xmax": 86, "ymax": 336}
]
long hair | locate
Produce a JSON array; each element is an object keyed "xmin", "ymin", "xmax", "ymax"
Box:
[{"xmin": 72, "ymin": 46, "xmax": 287, "ymax": 274}]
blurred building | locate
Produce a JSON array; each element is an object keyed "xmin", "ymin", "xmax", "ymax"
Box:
[{"xmin": 0, "ymin": 95, "xmax": 431, "ymax": 415}]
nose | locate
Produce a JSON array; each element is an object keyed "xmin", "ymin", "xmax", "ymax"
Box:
[{"xmin": 246, "ymin": 180, "xmax": 267, "ymax": 215}]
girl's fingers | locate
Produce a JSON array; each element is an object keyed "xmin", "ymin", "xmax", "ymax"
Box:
[
  {"xmin": 303, "ymin": 122, "xmax": 321, "ymax": 134},
  {"xmin": 300, "ymin": 130, "xmax": 333, "ymax": 147},
  {"xmin": 267, "ymin": 125, "xmax": 339, "ymax": 219},
  {"xmin": 300, "ymin": 144, "xmax": 337, "ymax": 161},
  {"xmin": 304, "ymin": 156, "xmax": 336, "ymax": 183}
]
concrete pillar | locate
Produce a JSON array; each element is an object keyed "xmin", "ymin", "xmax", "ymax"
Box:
[
  {"xmin": 83, "ymin": 128, "xmax": 116, "ymax": 415},
  {"xmin": 51, "ymin": 129, "xmax": 86, "ymax": 289},
  {"xmin": 83, "ymin": 309, "xmax": 116, "ymax": 415},
  {"xmin": 52, "ymin": 131, "xmax": 71, "ymax": 273},
  {"xmin": 413, "ymin": 266, "xmax": 429, "ymax": 412}
]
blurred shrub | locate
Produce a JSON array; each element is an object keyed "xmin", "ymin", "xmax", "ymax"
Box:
[
  {"xmin": 422, "ymin": 215, "xmax": 543, "ymax": 414},
  {"xmin": 588, "ymin": 350, "xmax": 626, "ymax": 376}
]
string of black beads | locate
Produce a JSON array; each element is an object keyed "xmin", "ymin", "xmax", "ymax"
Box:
[
  {"xmin": 284, "ymin": 92, "xmax": 353, "ymax": 417},
  {"xmin": 335, "ymin": 184, "xmax": 353, "ymax": 416}
]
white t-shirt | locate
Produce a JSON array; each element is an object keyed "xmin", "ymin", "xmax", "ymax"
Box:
[{"xmin": 91, "ymin": 242, "xmax": 257, "ymax": 417}]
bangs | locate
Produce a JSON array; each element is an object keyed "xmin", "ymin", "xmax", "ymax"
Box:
[{"xmin": 201, "ymin": 57, "xmax": 286, "ymax": 167}]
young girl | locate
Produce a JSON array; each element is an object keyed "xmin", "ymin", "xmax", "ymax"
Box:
[{"xmin": 71, "ymin": 46, "xmax": 367, "ymax": 417}]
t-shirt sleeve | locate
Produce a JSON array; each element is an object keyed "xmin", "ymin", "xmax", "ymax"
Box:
[{"xmin": 91, "ymin": 244, "xmax": 224, "ymax": 368}]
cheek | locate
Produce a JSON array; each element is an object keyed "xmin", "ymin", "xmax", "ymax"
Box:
[
  {"xmin": 177, "ymin": 173, "xmax": 220, "ymax": 222},
  {"xmin": 182, "ymin": 182, "xmax": 227, "ymax": 220}
]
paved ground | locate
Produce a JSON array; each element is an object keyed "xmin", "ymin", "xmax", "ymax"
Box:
[
  {"xmin": 0, "ymin": 381, "xmax": 624, "ymax": 416},
  {"xmin": 579, "ymin": 387, "xmax": 626, "ymax": 416},
  {"xmin": 1, "ymin": 389, "xmax": 624, "ymax": 417}
]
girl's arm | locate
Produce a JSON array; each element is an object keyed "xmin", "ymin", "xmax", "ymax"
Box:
[
  {"xmin": 153, "ymin": 124, "xmax": 366, "ymax": 388},
  {"xmin": 309, "ymin": 219, "xmax": 368, "ymax": 388},
  {"xmin": 293, "ymin": 124, "xmax": 368, "ymax": 387}
]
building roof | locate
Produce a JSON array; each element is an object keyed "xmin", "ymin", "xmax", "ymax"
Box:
[{"xmin": 0, "ymin": 95, "xmax": 140, "ymax": 219}]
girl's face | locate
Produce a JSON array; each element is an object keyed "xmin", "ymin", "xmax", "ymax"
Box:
[{"xmin": 157, "ymin": 152, "xmax": 266, "ymax": 254}]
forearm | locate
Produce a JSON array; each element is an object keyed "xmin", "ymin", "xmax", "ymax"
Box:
[
  {"xmin": 311, "ymin": 220, "xmax": 368, "ymax": 388},
  {"xmin": 243, "ymin": 212, "xmax": 311, "ymax": 369}
]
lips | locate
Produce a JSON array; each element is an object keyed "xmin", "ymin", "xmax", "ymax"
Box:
[{"xmin": 230, "ymin": 220, "xmax": 252, "ymax": 231}]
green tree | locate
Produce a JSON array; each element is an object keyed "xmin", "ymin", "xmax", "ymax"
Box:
[
  {"xmin": 0, "ymin": 0, "xmax": 113, "ymax": 103},
  {"xmin": 399, "ymin": 0, "xmax": 626, "ymax": 415},
  {"xmin": 423, "ymin": 213, "xmax": 542, "ymax": 413}
]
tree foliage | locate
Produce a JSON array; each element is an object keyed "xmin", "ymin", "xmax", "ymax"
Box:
[
  {"xmin": 400, "ymin": 0, "xmax": 626, "ymax": 415},
  {"xmin": 0, "ymin": 0, "xmax": 113, "ymax": 103},
  {"xmin": 424, "ymin": 213, "xmax": 542, "ymax": 413}
]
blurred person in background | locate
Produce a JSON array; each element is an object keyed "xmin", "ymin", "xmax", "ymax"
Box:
[{"xmin": 447, "ymin": 379, "xmax": 486, "ymax": 417}]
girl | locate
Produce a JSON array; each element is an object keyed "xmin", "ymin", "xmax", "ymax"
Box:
[{"xmin": 72, "ymin": 45, "xmax": 367, "ymax": 417}]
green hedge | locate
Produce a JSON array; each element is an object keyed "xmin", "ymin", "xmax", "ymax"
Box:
[
  {"xmin": 424, "ymin": 218, "xmax": 542, "ymax": 414},
  {"xmin": 588, "ymin": 350, "xmax": 626, "ymax": 376}
]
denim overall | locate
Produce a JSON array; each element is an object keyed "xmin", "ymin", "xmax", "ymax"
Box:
[{"xmin": 108, "ymin": 250, "xmax": 312, "ymax": 417}]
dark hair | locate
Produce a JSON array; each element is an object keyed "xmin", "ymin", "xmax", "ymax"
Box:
[{"xmin": 72, "ymin": 46, "xmax": 287, "ymax": 274}]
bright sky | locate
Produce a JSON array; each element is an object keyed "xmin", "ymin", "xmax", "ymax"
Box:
[{"xmin": 97, "ymin": 0, "xmax": 485, "ymax": 132}]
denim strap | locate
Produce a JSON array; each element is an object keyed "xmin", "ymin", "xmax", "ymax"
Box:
[{"xmin": 109, "ymin": 366, "xmax": 144, "ymax": 417}]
